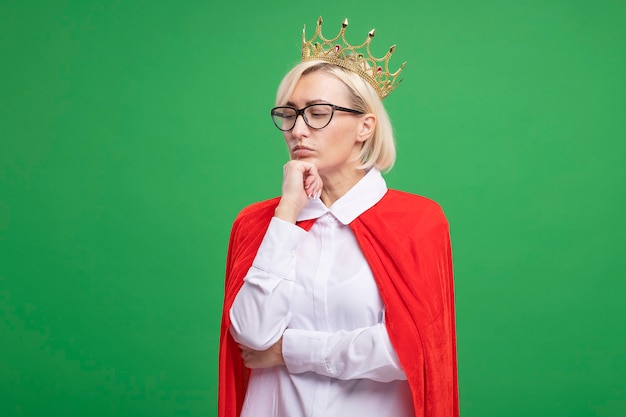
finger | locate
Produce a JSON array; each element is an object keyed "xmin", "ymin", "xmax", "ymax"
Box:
[
  {"xmin": 304, "ymin": 174, "xmax": 315, "ymax": 190},
  {"xmin": 308, "ymin": 176, "xmax": 322, "ymax": 198},
  {"xmin": 312, "ymin": 179, "xmax": 322, "ymax": 199},
  {"xmin": 303, "ymin": 165, "xmax": 320, "ymax": 185},
  {"xmin": 310, "ymin": 174, "xmax": 323, "ymax": 199},
  {"xmin": 305, "ymin": 162, "xmax": 319, "ymax": 176}
]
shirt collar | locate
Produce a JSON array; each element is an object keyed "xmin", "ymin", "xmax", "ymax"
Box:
[{"xmin": 297, "ymin": 168, "xmax": 388, "ymax": 225}]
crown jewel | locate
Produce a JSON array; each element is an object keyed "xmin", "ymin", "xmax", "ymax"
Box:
[{"xmin": 301, "ymin": 16, "xmax": 405, "ymax": 99}]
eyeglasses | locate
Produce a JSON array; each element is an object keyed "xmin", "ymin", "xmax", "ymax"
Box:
[{"xmin": 270, "ymin": 104, "xmax": 364, "ymax": 131}]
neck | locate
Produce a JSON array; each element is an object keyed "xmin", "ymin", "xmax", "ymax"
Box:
[{"xmin": 319, "ymin": 167, "xmax": 367, "ymax": 207}]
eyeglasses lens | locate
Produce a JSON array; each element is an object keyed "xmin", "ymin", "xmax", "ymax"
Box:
[
  {"xmin": 271, "ymin": 105, "xmax": 334, "ymax": 131},
  {"xmin": 271, "ymin": 108, "xmax": 297, "ymax": 131},
  {"xmin": 304, "ymin": 105, "xmax": 333, "ymax": 129}
]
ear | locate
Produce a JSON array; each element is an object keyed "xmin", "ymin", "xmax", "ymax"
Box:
[{"xmin": 356, "ymin": 114, "xmax": 376, "ymax": 143}]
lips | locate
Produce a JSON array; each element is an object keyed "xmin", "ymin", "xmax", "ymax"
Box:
[
  {"xmin": 292, "ymin": 145, "xmax": 313, "ymax": 152},
  {"xmin": 291, "ymin": 145, "xmax": 314, "ymax": 157}
]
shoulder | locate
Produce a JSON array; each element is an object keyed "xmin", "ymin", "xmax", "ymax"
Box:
[
  {"xmin": 383, "ymin": 189, "xmax": 446, "ymax": 219},
  {"xmin": 227, "ymin": 197, "xmax": 280, "ymax": 255},
  {"xmin": 384, "ymin": 189, "xmax": 442, "ymax": 207},
  {"xmin": 356, "ymin": 189, "xmax": 449, "ymax": 234},
  {"xmin": 230, "ymin": 197, "xmax": 281, "ymax": 237},
  {"xmin": 353, "ymin": 189, "xmax": 451, "ymax": 254},
  {"xmin": 235, "ymin": 197, "xmax": 280, "ymax": 221},
  {"xmin": 232, "ymin": 197, "xmax": 281, "ymax": 229}
]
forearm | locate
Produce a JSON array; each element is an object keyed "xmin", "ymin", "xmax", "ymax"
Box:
[{"xmin": 282, "ymin": 322, "xmax": 407, "ymax": 382}]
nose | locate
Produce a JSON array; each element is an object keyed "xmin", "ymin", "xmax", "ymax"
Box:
[{"xmin": 290, "ymin": 112, "xmax": 310, "ymax": 138}]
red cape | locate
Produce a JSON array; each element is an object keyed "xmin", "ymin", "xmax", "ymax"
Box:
[{"xmin": 218, "ymin": 189, "xmax": 459, "ymax": 417}]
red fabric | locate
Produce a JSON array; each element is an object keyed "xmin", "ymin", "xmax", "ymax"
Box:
[{"xmin": 218, "ymin": 190, "xmax": 459, "ymax": 417}]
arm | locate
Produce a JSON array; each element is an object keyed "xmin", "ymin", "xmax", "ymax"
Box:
[
  {"xmin": 229, "ymin": 217, "xmax": 307, "ymax": 350},
  {"xmin": 282, "ymin": 322, "xmax": 407, "ymax": 382},
  {"xmin": 239, "ymin": 320, "xmax": 407, "ymax": 383},
  {"xmin": 230, "ymin": 160, "xmax": 324, "ymax": 350}
]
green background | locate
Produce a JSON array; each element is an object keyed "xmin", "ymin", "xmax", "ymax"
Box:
[{"xmin": 1, "ymin": 0, "xmax": 625, "ymax": 416}]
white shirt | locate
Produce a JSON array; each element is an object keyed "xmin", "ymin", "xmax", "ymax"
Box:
[{"xmin": 229, "ymin": 169, "xmax": 414, "ymax": 417}]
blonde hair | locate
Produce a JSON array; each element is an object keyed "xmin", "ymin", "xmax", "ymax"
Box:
[{"xmin": 275, "ymin": 60, "xmax": 396, "ymax": 172}]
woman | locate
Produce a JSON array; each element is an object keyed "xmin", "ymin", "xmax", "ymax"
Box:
[{"xmin": 219, "ymin": 17, "xmax": 458, "ymax": 417}]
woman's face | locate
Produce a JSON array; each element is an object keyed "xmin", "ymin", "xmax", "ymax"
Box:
[{"xmin": 282, "ymin": 70, "xmax": 373, "ymax": 177}]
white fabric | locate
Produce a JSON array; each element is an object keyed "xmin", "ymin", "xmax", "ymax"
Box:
[{"xmin": 229, "ymin": 169, "xmax": 414, "ymax": 417}]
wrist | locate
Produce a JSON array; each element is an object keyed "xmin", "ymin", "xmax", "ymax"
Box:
[
  {"xmin": 274, "ymin": 201, "xmax": 300, "ymax": 224},
  {"xmin": 276, "ymin": 337, "xmax": 285, "ymax": 365}
]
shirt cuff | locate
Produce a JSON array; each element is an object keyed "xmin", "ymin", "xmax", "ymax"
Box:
[
  {"xmin": 251, "ymin": 217, "xmax": 308, "ymax": 281},
  {"xmin": 282, "ymin": 328, "xmax": 328, "ymax": 375}
]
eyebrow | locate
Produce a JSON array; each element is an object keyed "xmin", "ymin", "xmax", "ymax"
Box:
[{"xmin": 285, "ymin": 99, "xmax": 330, "ymax": 107}]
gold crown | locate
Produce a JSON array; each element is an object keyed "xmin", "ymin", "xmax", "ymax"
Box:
[{"xmin": 301, "ymin": 16, "xmax": 405, "ymax": 100}]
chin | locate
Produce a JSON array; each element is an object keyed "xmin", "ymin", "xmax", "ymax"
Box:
[{"xmin": 291, "ymin": 155, "xmax": 316, "ymax": 162}]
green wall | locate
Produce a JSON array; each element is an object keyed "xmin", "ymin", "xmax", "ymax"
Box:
[{"xmin": 1, "ymin": 1, "xmax": 624, "ymax": 416}]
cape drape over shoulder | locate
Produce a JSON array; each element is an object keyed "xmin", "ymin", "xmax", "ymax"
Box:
[{"xmin": 218, "ymin": 190, "xmax": 459, "ymax": 417}]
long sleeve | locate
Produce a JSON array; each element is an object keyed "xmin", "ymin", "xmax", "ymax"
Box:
[
  {"xmin": 229, "ymin": 217, "xmax": 308, "ymax": 350},
  {"xmin": 282, "ymin": 321, "xmax": 407, "ymax": 382}
]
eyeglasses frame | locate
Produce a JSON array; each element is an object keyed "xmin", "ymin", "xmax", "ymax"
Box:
[{"xmin": 270, "ymin": 103, "xmax": 365, "ymax": 131}]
